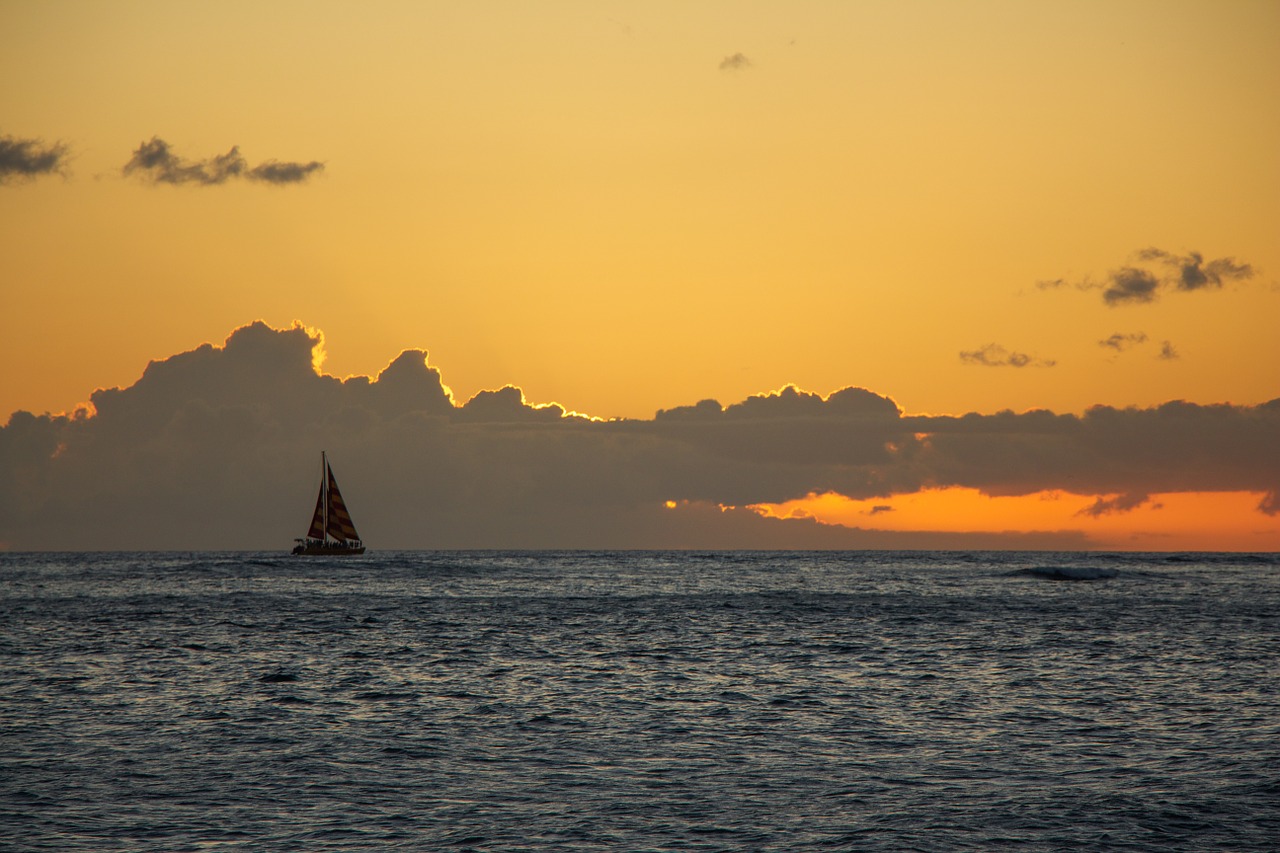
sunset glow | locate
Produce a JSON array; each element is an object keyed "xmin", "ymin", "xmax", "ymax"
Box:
[
  {"xmin": 2, "ymin": 1, "xmax": 1277, "ymax": 551},
  {"xmin": 749, "ymin": 489, "xmax": 1280, "ymax": 552}
]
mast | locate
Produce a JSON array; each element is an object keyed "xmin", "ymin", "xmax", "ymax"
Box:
[{"xmin": 297, "ymin": 450, "xmax": 363, "ymax": 553}]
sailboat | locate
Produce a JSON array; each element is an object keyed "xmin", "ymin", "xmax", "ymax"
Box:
[{"xmin": 292, "ymin": 452, "xmax": 366, "ymax": 555}]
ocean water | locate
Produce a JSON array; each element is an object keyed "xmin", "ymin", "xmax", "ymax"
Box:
[{"xmin": 2, "ymin": 550, "xmax": 1277, "ymax": 852}]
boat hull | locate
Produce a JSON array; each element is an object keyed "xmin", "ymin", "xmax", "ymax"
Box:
[{"xmin": 291, "ymin": 542, "xmax": 365, "ymax": 556}]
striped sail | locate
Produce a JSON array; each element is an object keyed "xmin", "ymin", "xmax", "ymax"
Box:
[
  {"xmin": 305, "ymin": 483, "xmax": 326, "ymax": 540},
  {"xmin": 324, "ymin": 464, "xmax": 361, "ymax": 542}
]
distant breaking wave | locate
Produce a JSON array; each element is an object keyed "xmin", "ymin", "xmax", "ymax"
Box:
[{"xmin": 1014, "ymin": 565, "xmax": 1120, "ymax": 581}]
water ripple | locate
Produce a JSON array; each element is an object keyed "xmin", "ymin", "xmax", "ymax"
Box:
[{"xmin": 1, "ymin": 550, "xmax": 1277, "ymax": 851}]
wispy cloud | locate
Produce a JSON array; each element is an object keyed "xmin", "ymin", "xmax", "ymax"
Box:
[
  {"xmin": 959, "ymin": 343, "xmax": 1055, "ymax": 368},
  {"xmin": 1041, "ymin": 248, "xmax": 1257, "ymax": 307},
  {"xmin": 1076, "ymin": 492, "xmax": 1152, "ymax": 517},
  {"xmin": 246, "ymin": 160, "xmax": 325, "ymax": 184},
  {"xmin": 719, "ymin": 52, "xmax": 753, "ymax": 72},
  {"xmin": 123, "ymin": 138, "xmax": 244, "ymax": 185},
  {"xmin": 123, "ymin": 137, "xmax": 323, "ymax": 186},
  {"xmin": 0, "ymin": 134, "xmax": 69, "ymax": 183},
  {"xmin": 1159, "ymin": 340, "xmax": 1179, "ymax": 360},
  {"xmin": 1136, "ymin": 248, "xmax": 1254, "ymax": 292},
  {"xmin": 1099, "ymin": 332, "xmax": 1148, "ymax": 352}
]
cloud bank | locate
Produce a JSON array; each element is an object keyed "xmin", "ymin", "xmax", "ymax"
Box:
[
  {"xmin": 3, "ymin": 322, "xmax": 1276, "ymax": 550},
  {"xmin": 0, "ymin": 134, "xmax": 69, "ymax": 183},
  {"xmin": 123, "ymin": 137, "xmax": 324, "ymax": 186}
]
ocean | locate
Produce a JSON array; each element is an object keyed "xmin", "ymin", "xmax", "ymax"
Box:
[{"xmin": 2, "ymin": 550, "xmax": 1277, "ymax": 851}]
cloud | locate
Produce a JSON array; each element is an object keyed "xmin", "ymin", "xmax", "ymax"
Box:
[
  {"xmin": 1075, "ymin": 492, "xmax": 1151, "ymax": 517},
  {"xmin": 959, "ymin": 344, "xmax": 1055, "ymax": 368},
  {"xmin": 2, "ymin": 322, "xmax": 1277, "ymax": 549},
  {"xmin": 1103, "ymin": 267, "xmax": 1160, "ymax": 305},
  {"xmin": 123, "ymin": 137, "xmax": 323, "ymax": 186},
  {"xmin": 719, "ymin": 53, "xmax": 753, "ymax": 72},
  {"xmin": 123, "ymin": 137, "xmax": 244, "ymax": 185},
  {"xmin": 0, "ymin": 134, "xmax": 69, "ymax": 183},
  {"xmin": 1099, "ymin": 332, "xmax": 1148, "ymax": 352},
  {"xmin": 1044, "ymin": 248, "xmax": 1257, "ymax": 306},
  {"xmin": 1136, "ymin": 248, "xmax": 1254, "ymax": 292},
  {"xmin": 247, "ymin": 160, "xmax": 325, "ymax": 185},
  {"xmin": 1095, "ymin": 333, "xmax": 1182, "ymax": 360}
]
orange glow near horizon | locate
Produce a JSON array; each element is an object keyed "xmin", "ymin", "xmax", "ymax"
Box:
[{"xmin": 750, "ymin": 489, "xmax": 1280, "ymax": 552}]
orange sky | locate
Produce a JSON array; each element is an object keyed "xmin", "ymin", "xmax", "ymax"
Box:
[
  {"xmin": 2, "ymin": 1, "xmax": 1277, "ymax": 550},
  {"xmin": 749, "ymin": 489, "xmax": 1279, "ymax": 553}
]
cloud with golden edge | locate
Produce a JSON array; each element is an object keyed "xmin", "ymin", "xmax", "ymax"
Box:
[{"xmin": 2, "ymin": 322, "xmax": 1276, "ymax": 550}]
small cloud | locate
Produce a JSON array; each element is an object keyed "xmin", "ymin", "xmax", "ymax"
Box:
[
  {"xmin": 0, "ymin": 134, "xmax": 69, "ymax": 183},
  {"xmin": 867, "ymin": 505, "xmax": 894, "ymax": 515},
  {"xmin": 1137, "ymin": 248, "xmax": 1254, "ymax": 292},
  {"xmin": 1158, "ymin": 340, "xmax": 1179, "ymax": 360},
  {"xmin": 1076, "ymin": 493, "xmax": 1151, "ymax": 517},
  {"xmin": 1103, "ymin": 267, "xmax": 1160, "ymax": 306},
  {"xmin": 123, "ymin": 137, "xmax": 323, "ymax": 186},
  {"xmin": 1098, "ymin": 332, "xmax": 1148, "ymax": 352},
  {"xmin": 719, "ymin": 52, "xmax": 753, "ymax": 72},
  {"xmin": 960, "ymin": 344, "xmax": 1055, "ymax": 368},
  {"xmin": 1044, "ymin": 248, "xmax": 1257, "ymax": 307},
  {"xmin": 123, "ymin": 137, "xmax": 244, "ymax": 185},
  {"xmin": 247, "ymin": 160, "xmax": 325, "ymax": 185}
]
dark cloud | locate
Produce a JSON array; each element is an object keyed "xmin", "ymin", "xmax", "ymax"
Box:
[
  {"xmin": 1103, "ymin": 267, "xmax": 1160, "ymax": 305},
  {"xmin": 2, "ymin": 323, "xmax": 1276, "ymax": 549},
  {"xmin": 868, "ymin": 505, "xmax": 894, "ymax": 515},
  {"xmin": 1137, "ymin": 248, "xmax": 1254, "ymax": 292},
  {"xmin": 1099, "ymin": 332, "xmax": 1148, "ymax": 352},
  {"xmin": 123, "ymin": 137, "xmax": 245, "ymax": 185},
  {"xmin": 1075, "ymin": 492, "xmax": 1151, "ymax": 517},
  {"xmin": 959, "ymin": 344, "xmax": 1055, "ymax": 368},
  {"xmin": 248, "ymin": 160, "xmax": 325, "ymax": 185},
  {"xmin": 719, "ymin": 53, "xmax": 753, "ymax": 71},
  {"xmin": 123, "ymin": 137, "xmax": 323, "ymax": 186},
  {"xmin": 1045, "ymin": 248, "xmax": 1257, "ymax": 306},
  {"xmin": 0, "ymin": 134, "xmax": 69, "ymax": 182},
  {"xmin": 1159, "ymin": 341, "xmax": 1179, "ymax": 360}
]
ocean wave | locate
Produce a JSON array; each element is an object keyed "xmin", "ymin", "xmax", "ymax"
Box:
[{"xmin": 1013, "ymin": 565, "xmax": 1120, "ymax": 581}]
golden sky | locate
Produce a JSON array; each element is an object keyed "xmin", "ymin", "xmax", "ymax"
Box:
[{"xmin": 2, "ymin": 1, "xmax": 1278, "ymax": 550}]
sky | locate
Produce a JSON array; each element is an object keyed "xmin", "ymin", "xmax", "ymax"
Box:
[{"xmin": 2, "ymin": 0, "xmax": 1278, "ymax": 551}]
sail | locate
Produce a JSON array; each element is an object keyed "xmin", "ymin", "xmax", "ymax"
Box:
[
  {"xmin": 305, "ymin": 481, "xmax": 326, "ymax": 540},
  {"xmin": 324, "ymin": 463, "xmax": 361, "ymax": 542}
]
